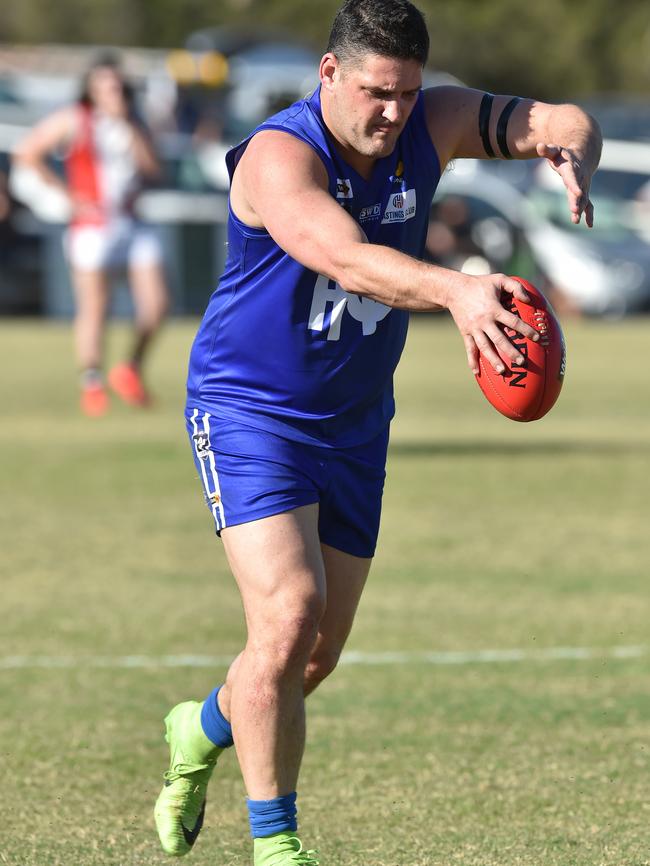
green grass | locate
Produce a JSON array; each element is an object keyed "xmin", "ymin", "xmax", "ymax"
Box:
[{"xmin": 1, "ymin": 316, "xmax": 649, "ymax": 866}]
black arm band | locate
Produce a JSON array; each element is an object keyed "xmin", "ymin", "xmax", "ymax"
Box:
[
  {"xmin": 478, "ymin": 92, "xmax": 495, "ymax": 158},
  {"xmin": 496, "ymin": 97, "xmax": 521, "ymax": 159}
]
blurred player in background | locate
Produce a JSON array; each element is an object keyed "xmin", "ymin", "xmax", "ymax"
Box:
[
  {"xmin": 14, "ymin": 52, "xmax": 169, "ymax": 416},
  {"xmin": 153, "ymin": 1, "xmax": 601, "ymax": 863}
]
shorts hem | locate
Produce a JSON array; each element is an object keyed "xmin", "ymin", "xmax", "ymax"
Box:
[
  {"xmin": 317, "ymin": 533, "xmax": 377, "ymax": 560},
  {"xmin": 215, "ymin": 495, "xmax": 320, "ymax": 533}
]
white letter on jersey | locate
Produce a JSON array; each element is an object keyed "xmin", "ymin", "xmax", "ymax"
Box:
[
  {"xmin": 308, "ymin": 276, "xmax": 348, "ymax": 340},
  {"xmin": 346, "ymin": 294, "xmax": 391, "ymax": 335},
  {"xmin": 308, "ymin": 275, "xmax": 391, "ymax": 341}
]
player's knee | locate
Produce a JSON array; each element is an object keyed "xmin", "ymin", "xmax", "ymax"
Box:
[
  {"xmin": 281, "ymin": 608, "xmax": 323, "ymax": 659},
  {"xmin": 260, "ymin": 597, "xmax": 326, "ymax": 673}
]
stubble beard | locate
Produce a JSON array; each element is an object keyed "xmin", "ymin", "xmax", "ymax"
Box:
[{"xmin": 352, "ymin": 124, "xmax": 399, "ymax": 159}]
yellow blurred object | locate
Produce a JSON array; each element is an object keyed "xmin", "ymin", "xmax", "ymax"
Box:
[
  {"xmin": 166, "ymin": 50, "xmax": 196, "ymax": 85},
  {"xmin": 199, "ymin": 52, "xmax": 229, "ymax": 87},
  {"xmin": 166, "ymin": 49, "xmax": 228, "ymax": 87}
]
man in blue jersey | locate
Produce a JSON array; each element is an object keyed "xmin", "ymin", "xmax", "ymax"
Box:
[{"xmin": 155, "ymin": 1, "xmax": 601, "ymax": 862}]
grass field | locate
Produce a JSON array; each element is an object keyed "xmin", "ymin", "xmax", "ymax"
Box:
[{"xmin": 1, "ymin": 316, "xmax": 649, "ymax": 866}]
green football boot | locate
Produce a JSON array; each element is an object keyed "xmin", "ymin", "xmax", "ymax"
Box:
[
  {"xmin": 254, "ymin": 832, "xmax": 320, "ymax": 866},
  {"xmin": 154, "ymin": 700, "xmax": 222, "ymax": 856}
]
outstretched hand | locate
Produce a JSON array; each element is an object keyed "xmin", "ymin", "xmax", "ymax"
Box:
[
  {"xmin": 536, "ymin": 142, "xmax": 595, "ymax": 227},
  {"xmin": 446, "ymin": 273, "xmax": 540, "ymax": 376}
]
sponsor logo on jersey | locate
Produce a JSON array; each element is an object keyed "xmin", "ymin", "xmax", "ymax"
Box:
[
  {"xmin": 381, "ymin": 188, "xmax": 416, "ymax": 224},
  {"xmin": 359, "ymin": 203, "xmax": 381, "ymax": 222},
  {"xmin": 336, "ymin": 178, "xmax": 353, "ymax": 199}
]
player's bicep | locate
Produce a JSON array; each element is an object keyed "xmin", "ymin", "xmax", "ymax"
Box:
[
  {"xmin": 240, "ymin": 132, "xmax": 367, "ymax": 278},
  {"xmin": 425, "ymin": 86, "xmax": 540, "ymax": 164}
]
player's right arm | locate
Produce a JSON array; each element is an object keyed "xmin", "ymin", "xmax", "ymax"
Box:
[
  {"xmin": 13, "ymin": 107, "xmax": 77, "ymax": 199},
  {"xmin": 231, "ymin": 130, "xmax": 539, "ymax": 374}
]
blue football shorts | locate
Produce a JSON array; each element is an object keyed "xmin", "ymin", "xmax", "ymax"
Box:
[{"xmin": 185, "ymin": 407, "xmax": 389, "ymax": 559}]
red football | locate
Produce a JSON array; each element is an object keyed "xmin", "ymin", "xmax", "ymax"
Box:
[{"xmin": 475, "ymin": 277, "xmax": 566, "ymax": 422}]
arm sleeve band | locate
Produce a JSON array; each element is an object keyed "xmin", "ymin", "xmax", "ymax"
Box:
[
  {"xmin": 496, "ymin": 97, "xmax": 521, "ymax": 159},
  {"xmin": 478, "ymin": 92, "xmax": 495, "ymax": 158}
]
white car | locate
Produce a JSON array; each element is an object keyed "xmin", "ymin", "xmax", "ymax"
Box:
[
  {"xmin": 526, "ymin": 139, "xmax": 650, "ymax": 315},
  {"xmin": 434, "ymin": 138, "xmax": 650, "ymax": 316}
]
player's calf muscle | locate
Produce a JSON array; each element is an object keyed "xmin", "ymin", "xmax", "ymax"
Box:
[{"xmin": 304, "ymin": 647, "xmax": 341, "ymax": 692}]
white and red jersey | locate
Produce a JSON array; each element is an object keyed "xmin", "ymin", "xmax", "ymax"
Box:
[{"xmin": 65, "ymin": 105, "xmax": 142, "ymax": 227}]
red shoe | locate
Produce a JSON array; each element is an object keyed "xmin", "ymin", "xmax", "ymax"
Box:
[
  {"xmin": 81, "ymin": 383, "xmax": 109, "ymax": 417},
  {"xmin": 108, "ymin": 363, "xmax": 151, "ymax": 407}
]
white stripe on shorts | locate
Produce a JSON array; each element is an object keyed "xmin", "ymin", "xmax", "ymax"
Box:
[
  {"xmin": 202, "ymin": 412, "xmax": 227, "ymax": 530},
  {"xmin": 189, "ymin": 409, "xmax": 226, "ymax": 531}
]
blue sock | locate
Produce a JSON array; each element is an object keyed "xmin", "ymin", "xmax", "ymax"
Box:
[
  {"xmin": 247, "ymin": 792, "xmax": 298, "ymax": 838},
  {"xmin": 200, "ymin": 685, "xmax": 234, "ymax": 748}
]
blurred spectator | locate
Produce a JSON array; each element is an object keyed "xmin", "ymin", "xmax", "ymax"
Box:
[
  {"xmin": 0, "ymin": 163, "xmax": 12, "ymax": 246},
  {"xmin": 424, "ymin": 195, "xmax": 487, "ymax": 273},
  {"xmin": 12, "ymin": 52, "xmax": 169, "ymax": 416}
]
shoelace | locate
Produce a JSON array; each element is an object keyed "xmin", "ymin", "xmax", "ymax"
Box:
[
  {"xmin": 163, "ymin": 759, "xmax": 212, "ymax": 783},
  {"xmin": 265, "ymin": 837, "xmax": 320, "ymax": 866}
]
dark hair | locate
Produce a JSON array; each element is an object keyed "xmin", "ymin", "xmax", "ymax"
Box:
[
  {"xmin": 79, "ymin": 50, "xmax": 132, "ymax": 107},
  {"xmin": 327, "ymin": 0, "xmax": 429, "ymax": 67}
]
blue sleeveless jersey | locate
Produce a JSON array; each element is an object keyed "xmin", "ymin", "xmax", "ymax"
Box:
[{"xmin": 187, "ymin": 86, "xmax": 441, "ymax": 447}]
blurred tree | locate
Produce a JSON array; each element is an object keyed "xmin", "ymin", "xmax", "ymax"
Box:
[
  {"xmin": 418, "ymin": 0, "xmax": 650, "ymax": 98},
  {"xmin": 1, "ymin": 0, "xmax": 649, "ymax": 100}
]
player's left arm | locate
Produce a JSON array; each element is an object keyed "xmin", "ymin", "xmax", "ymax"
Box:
[{"xmin": 424, "ymin": 86, "xmax": 602, "ymax": 227}]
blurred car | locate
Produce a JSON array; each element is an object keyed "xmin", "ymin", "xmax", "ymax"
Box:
[
  {"xmin": 182, "ymin": 27, "xmax": 461, "ymax": 189},
  {"xmin": 431, "ymin": 160, "xmax": 540, "ymax": 278},
  {"xmin": 580, "ymin": 96, "xmax": 650, "ymax": 143},
  {"xmin": 525, "ymin": 138, "xmax": 650, "ymax": 316},
  {"xmin": 435, "ymin": 138, "xmax": 650, "ymax": 317}
]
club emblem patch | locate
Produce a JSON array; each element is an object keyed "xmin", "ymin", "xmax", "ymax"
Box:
[
  {"xmin": 336, "ymin": 178, "xmax": 354, "ymax": 199},
  {"xmin": 192, "ymin": 431, "xmax": 210, "ymax": 460}
]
